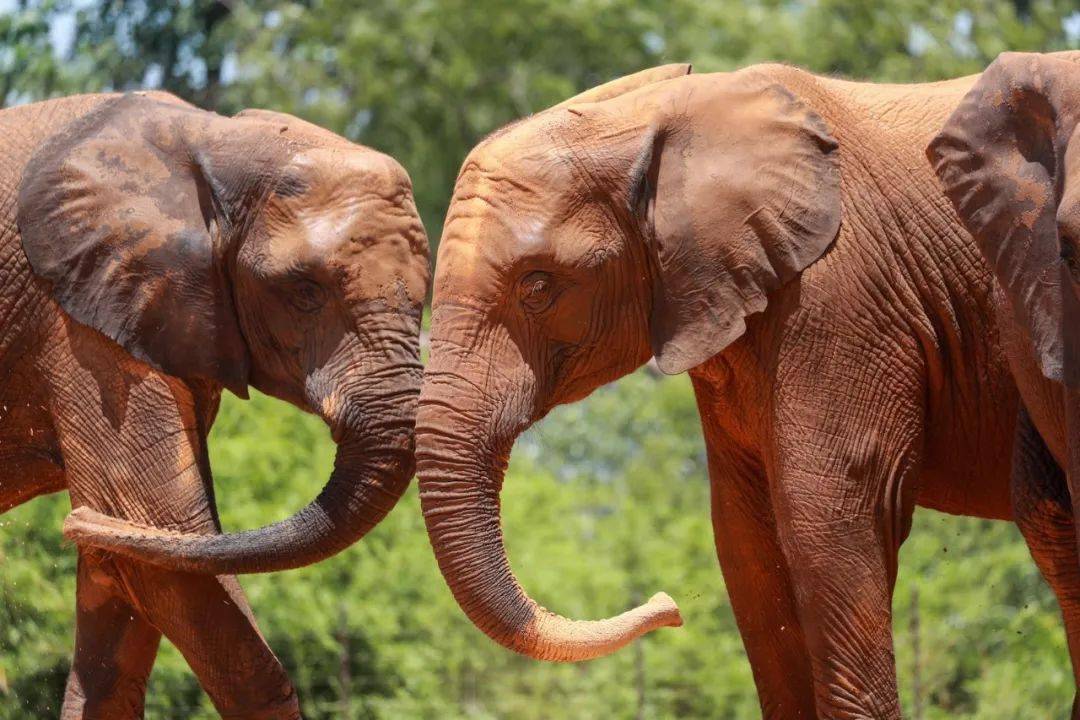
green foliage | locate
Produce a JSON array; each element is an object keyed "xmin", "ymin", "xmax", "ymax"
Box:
[{"xmin": 1, "ymin": 1, "xmax": 1080, "ymax": 717}]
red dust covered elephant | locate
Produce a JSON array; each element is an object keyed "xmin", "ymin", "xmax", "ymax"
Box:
[
  {"xmin": 0, "ymin": 92, "xmax": 428, "ymax": 718},
  {"xmin": 412, "ymin": 62, "xmax": 1045, "ymax": 718}
]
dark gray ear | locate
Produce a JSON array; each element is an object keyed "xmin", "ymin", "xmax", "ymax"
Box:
[
  {"xmin": 17, "ymin": 94, "xmax": 275, "ymax": 396},
  {"xmin": 928, "ymin": 52, "xmax": 1080, "ymax": 387},
  {"xmin": 635, "ymin": 71, "xmax": 842, "ymax": 374}
]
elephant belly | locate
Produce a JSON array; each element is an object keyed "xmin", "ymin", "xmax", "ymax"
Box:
[
  {"xmin": 0, "ymin": 383, "xmax": 65, "ymax": 513},
  {"xmin": 916, "ymin": 459, "xmax": 1013, "ymax": 520}
]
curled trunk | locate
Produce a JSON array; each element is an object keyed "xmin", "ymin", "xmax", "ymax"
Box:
[
  {"xmin": 416, "ymin": 372, "xmax": 682, "ymax": 662},
  {"xmin": 65, "ymin": 430, "xmax": 414, "ymax": 575},
  {"xmin": 64, "ymin": 345, "xmax": 422, "ymax": 575}
]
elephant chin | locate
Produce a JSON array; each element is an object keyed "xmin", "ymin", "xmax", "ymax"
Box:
[{"xmin": 415, "ymin": 372, "xmax": 682, "ymax": 663}]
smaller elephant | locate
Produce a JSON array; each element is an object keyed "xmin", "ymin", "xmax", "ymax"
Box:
[
  {"xmin": 928, "ymin": 51, "xmax": 1080, "ymax": 715},
  {"xmin": 1, "ymin": 92, "xmax": 428, "ymax": 717}
]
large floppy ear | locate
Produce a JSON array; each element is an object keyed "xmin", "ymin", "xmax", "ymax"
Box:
[
  {"xmin": 631, "ymin": 70, "xmax": 842, "ymax": 374},
  {"xmin": 927, "ymin": 52, "xmax": 1080, "ymax": 387},
  {"xmin": 551, "ymin": 63, "xmax": 692, "ymax": 110},
  {"xmin": 16, "ymin": 94, "xmax": 278, "ymax": 397}
]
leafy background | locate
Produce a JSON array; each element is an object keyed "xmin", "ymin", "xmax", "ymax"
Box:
[{"xmin": 1, "ymin": 1, "xmax": 1079, "ymax": 718}]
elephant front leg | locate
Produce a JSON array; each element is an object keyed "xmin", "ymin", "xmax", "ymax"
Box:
[
  {"xmin": 109, "ymin": 558, "xmax": 300, "ymax": 720},
  {"xmin": 769, "ymin": 388, "xmax": 923, "ymax": 719},
  {"xmin": 52, "ymin": 368, "xmax": 299, "ymax": 718},
  {"xmin": 695, "ymin": 399, "xmax": 816, "ymax": 717},
  {"xmin": 61, "ymin": 553, "xmax": 162, "ymax": 720},
  {"xmin": 710, "ymin": 464, "xmax": 816, "ymax": 718},
  {"xmin": 1015, "ymin": 407, "xmax": 1080, "ymax": 718}
]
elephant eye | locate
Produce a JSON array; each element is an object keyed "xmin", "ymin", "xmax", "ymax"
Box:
[
  {"xmin": 519, "ymin": 271, "xmax": 556, "ymax": 313},
  {"xmin": 288, "ymin": 277, "xmax": 329, "ymax": 314}
]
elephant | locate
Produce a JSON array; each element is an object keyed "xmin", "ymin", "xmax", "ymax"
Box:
[
  {"xmin": 411, "ymin": 60, "xmax": 1079, "ymax": 718},
  {"xmin": 928, "ymin": 51, "xmax": 1080, "ymax": 716},
  {"xmin": 0, "ymin": 91, "xmax": 428, "ymax": 718}
]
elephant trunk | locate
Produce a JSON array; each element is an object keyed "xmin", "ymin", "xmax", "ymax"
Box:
[
  {"xmin": 415, "ymin": 367, "xmax": 682, "ymax": 662},
  {"xmin": 62, "ymin": 323, "xmax": 422, "ymax": 575}
]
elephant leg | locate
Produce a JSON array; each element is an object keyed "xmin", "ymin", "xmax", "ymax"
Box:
[
  {"xmin": 709, "ymin": 458, "xmax": 816, "ymax": 718},
  {"xmin": 769, "ymin": 397, "xmax": 922, "ymax": 719},
  {"xmin": 1017, "ymin": 406, "xmax": 1080, "ymax": 718},
  {"xmin": 60, "ymin": 554, "xmax": 162, "ymax": 720},
  {"xmin": 0, "ymin": 452, "xmax": 65, "ymax": 514},
  {"xmin": 693, "ymin": 376, "xmax": 816, "ymax": 719},
  {"xmin": 108, "ymin": 557, "xmax": 300, "ymax": 720},
  {"xmin": 48, "ymin": 366, "xmax": 299, "ymax": 717}
]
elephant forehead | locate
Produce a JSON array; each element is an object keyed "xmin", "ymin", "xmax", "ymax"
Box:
[
  {"xmin": 260, "ymin": 190, "xmax": 429, "ymax": 311},
  {"xmin": 269, "ymin": 148, "xmax": 427, "ymax": 253},
  {"xmin": 312, "ymin": 208, "xmax": 428, "ymax": 311},
  {"xmin": 336, "ymin": 234, "xmax": 429, "ymax": 309},
  {"xmin": 432, "ymin": 233, "xmax": 512, "ymax": 302},
  {"xmin": 436, "ymin": 203, "xmax": 570, "ymax": 296}
]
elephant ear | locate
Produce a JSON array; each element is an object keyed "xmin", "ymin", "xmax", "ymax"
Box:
[
  {"xmin": 635, "ymin": 71, "xmax": 842, "ymax": 374},
  {"xmin": 17, "ymin": 94, "xmax": 264, "ymax": 397},
  {"xmin": 551, "ymin": 63, "xmax": 692, "ymax": 110},
  {"xmin": 927, "ymin": 52, "xmax": 1080, "ymax": 387}
]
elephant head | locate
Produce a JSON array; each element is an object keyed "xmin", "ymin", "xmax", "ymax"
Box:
[
  {"xmin": 416, "ymin": 65, "xmax": 842, "ymax": 661},
  {"xmin": 17, "ymin": 94, "xmax": 430, "ymax": 574},
  {"xmin": 927, "ymin": 52, "xmax": 1080, "ymax": 387}
]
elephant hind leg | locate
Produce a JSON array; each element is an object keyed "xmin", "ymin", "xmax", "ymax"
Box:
[
  {"xmin": 61, "ymin": 553, "xmax": 161, "ymax": 720},
  {"xmin": 1011, "ymin": 407, "xmax": 1080, "ymax": 717}
]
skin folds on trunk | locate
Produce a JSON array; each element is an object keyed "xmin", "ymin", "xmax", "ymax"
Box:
[
  {"xmin": 63, "ymin": 336, "xmax": 422, "ymax": 576},
  {"xmin": 416, "ymin": 367, "xmax": 682, "ymax": 663},
  {"xmin": 64, "ymin": 432, "xmax": 413, "ymax": 575}
]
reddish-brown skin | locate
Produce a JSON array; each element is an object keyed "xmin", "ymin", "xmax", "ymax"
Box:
[
  {"xmin": 0, "ymin": 93, "xmax": 428, "ymax": 718},
  {"xmin": 929, "ymin": 51, "xmax": 1080, "ymax": 719},
  {"xmin": 415, "ymin": 63, "xmax": 1039, "ymax": 718}
]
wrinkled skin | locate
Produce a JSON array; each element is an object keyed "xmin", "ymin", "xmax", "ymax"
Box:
[
  {"xmin": 0, "ymin": 93, "xmax": 428, "ymax": 718},
  {"xmin": 415, "ymin": 62, "xmax": 1047, "ymax": 717},
  {"xmin": 929, "ymin": 52, "xmax": 1080, "ymax": 718}
]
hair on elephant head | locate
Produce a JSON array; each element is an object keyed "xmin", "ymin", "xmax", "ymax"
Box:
[
  {"xmin": 928, "ymin": 52, "xmax": 1080, "ymax": 386},
  {"xmin": 18, "ymin": 93, "xmax": 430, "ymax": 574},
  {"xmin": 417, "ymin": 65, "xmax": 841, "ymax": 661}
]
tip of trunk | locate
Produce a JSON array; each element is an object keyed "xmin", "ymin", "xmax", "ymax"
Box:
[
  {"xmin": 646, "ymin": 592, "xmax": 684, "ymax": 628},
  {"xmin": 526, "ymin": 591, "xmax": 683, "ymax": 662},
  {"xmin": 64, "ymin": 507, "xmax": 190, "ymax": 556}
]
